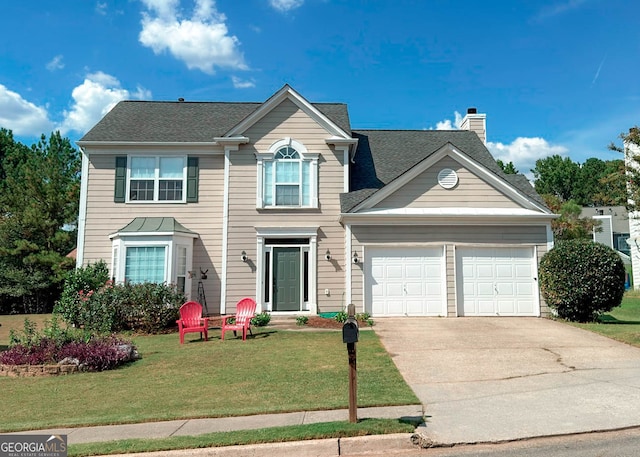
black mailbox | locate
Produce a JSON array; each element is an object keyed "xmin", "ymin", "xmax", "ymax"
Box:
[{"xmin": 342, "ymin": 318, "xmax": 359, "ymax": 344}]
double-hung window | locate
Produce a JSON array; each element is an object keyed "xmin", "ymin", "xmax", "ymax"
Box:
[
  {"xmin": 258, "ymin": 139, "xmax": 318, "ymax": 208},
  {"xmin": 129, "ymin": 156, "xmax": 186, "ymax": 202}
]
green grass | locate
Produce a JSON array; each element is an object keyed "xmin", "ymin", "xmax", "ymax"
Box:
[
  {"xmin": 0, "ymin": 325, "xmax": 419, "ymax": 432},
  {"xmin": 569, "ymin": 293, "xmax": 640, "ymax": 347},
  {"xmin": 68, "ymin": 418, "xmax": 417, "ymax": 457}
]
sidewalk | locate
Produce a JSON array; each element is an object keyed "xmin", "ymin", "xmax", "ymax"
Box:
[{"xmin": 6, "ymin": 405, "xmax": 424, "ymax": 454}]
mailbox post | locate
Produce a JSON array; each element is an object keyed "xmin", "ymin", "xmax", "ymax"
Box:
[{"xmin": 342, "ymin": 304, "xmax": 359, "ymax": 423}]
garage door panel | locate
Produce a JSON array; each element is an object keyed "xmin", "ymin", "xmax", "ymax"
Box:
[
  {"xmin": 458, "ymin": 247, "xmax": 538, "ymax": 317},
  {"xmin": 366, "ymin": 247, "xmax": 445, "ymax": 316}
]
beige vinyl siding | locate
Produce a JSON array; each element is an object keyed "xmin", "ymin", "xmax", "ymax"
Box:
[
  {"xmin": 375, "ymin": 157, "xmax": 520, "ymax": 209},
  {"xmin": 225, "ymin": 98, "xmax": 347, "ymax": 312},
  {"xmin": 82, "ymin": 153, "xmax": 225, "ymax": 312},
  {"xmin": 350, "ymin": 224, "xmax": 548, "ymax": 317}
]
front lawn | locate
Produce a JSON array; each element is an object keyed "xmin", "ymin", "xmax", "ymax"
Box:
[
  {"xmin": 0, "ymin": 323, "xmax": 419, "ymax": 432},
  {"xmin": 570, "ymin": 293, "xmax": 640, "ymax": 347}
]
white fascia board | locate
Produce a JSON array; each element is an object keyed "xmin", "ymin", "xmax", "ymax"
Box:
[
  {"xmin": 225, "ymin": 85, "xmax": 351, "ymax": 139},
  {"xmin": 255, "ymin": 226, "xmax": 319, "ymax": 237},
  {"xmin": 351, "ymin": 143, "xmax": 552, "ymax": 214},
  {"xmin": 77, "ymin": 141, "xmax": 223, "ymax": 155},
  {"xmin": 213, "ymin": 136, "xmax": 250, "ymax": 147}
]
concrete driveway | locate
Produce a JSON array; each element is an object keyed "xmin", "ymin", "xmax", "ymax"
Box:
[{"xmin": 374, "ymin": 317, "xmax": 640, "ymax": 445}]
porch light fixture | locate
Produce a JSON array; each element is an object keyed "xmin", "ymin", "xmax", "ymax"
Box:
[
  {"xmin": 241, "ymin": 251, "xmax": 248, "ymax": 262},
  {"xmin": 325, "ymin": 249, "xmax": 332, "ymax": 261},
  {"xmin": 352, "ymin": 251, "xmax": 359, "ymax": 264}
]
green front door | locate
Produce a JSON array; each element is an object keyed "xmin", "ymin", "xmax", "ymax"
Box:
[{"xmin": 273, "ymin": 247, "xmax": 301, "ymax": 311}]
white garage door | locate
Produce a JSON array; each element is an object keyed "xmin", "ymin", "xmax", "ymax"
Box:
[
  {"xmin": 456, "ymin": 247, "xmax": 538, "ymax": 317},
  {"xmin": 366, "ymin": 247, "xmax": 445, "ymax": 316}
]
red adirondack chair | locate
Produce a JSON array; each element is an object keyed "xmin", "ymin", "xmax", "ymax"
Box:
[
  {"xmin": 177, "ymin": 301, "xmax": 209, "ymax": 344},
  {"xmin": 221, "ymin": 298, "xmax": 257, "ymax": 341}
]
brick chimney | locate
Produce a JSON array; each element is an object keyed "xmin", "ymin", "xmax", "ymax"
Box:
[{"xmin": 460, "ymin": 107, "xmax": 486, "ymax": 144}]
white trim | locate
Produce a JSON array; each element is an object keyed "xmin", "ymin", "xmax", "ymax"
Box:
[
  {"xmin": 225, "ymin": 85, "xmax": 352, "ymax": 139},
  {"xmin": 350, "ymin": 143, "xmax": 552, "ymax": 214},
  {"xmin": 126, "ymin": 155, "xmax": 187, "ymax": 203},
  {"xmin": 76, "ymin": 147, "xmax": 89, "ymax": 268},
  {"xmin": 255, "ymin": 227, "xmax": 319, "ymax": 314},
  {"xmin": 221, "ymin": 146, "xmax": 236, "ymax": 314},
  {"xmin": 256, "ymin": 141, "xmax": 319, "ymax": 209},
  {"xmin": 77, "ymin": 141, "xmax": 220, "ymax": 148},
  {"xmin": 546, "ymin": 223, "xmax": 555, "ymax": 252}
]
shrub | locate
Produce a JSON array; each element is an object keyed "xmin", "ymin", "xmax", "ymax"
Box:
[
  {"xmin": 1, "ymin": 318, "xmax": 137, "ymax": 371},
  {"xmin": 296, "ymin": 316, "xmax": 309, "ymax": 326},
  {"xmin": 54, "ymin": 261, "xmax": 110, "ymax": 327},
  {"xmin": 251, "ymin": 312, "xmax": 271, "ymax": 327},
  {"xmin": 55, "ymin": 281, "xmax": 185, "ymax": 334},
  {"xmin": 539, "ymin": 239, "xmax": 626, "ymax": 322}
]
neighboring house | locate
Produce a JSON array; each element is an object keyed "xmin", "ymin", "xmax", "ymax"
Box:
[
  {"xmin": 626, "ymin": 139, "xmax": 640, "ymax": 288},
  {"xmin": 76, "ymin": 85, "xmax": 556, "ymax": 317},
  {"xmin": 580, "ymin": 206, "xmax": 631, "ymax": 260}
]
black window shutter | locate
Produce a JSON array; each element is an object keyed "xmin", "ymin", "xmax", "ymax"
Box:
[
  {"xmin": 114, "ymin": 156, "xmax": 127, "ymax": 203},
  {"xmin": 186, "ymin": 157, "xmax": 199, "ymax": 202}
]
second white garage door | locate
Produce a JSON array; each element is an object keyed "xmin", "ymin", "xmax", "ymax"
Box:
[
  {"xmin": 366, "ymin": 247, "xmax": 446, "ymax": 316},
  {"xmin": 456, "ymin": 247, "xmax": 538, "ymax": 317}
]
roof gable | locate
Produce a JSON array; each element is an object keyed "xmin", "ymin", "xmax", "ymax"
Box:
[
  {"xmin": 342, "ymin": 130, "xmax": 548, "ymax": 213},
  {"xmin": 225, "ymin": 85, "xmax": 352, "ymax": 139},
  {"xmin": 79, "ymin": 86, "xmax": 351, "ymax": 144}
]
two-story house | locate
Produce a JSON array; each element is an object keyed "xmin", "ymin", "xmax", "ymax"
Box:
[{"xmin": 76, "ymin": 85, "xmax": 555, "ymax": 317}]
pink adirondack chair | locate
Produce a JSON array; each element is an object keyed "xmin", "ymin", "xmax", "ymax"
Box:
[
  {"xmin": 177, "ymin": 301, "xmax": 209, "ymax": 344},
  {"xmin": 221, "ymin": 298, "xmax": 257, "ymax": 341}
]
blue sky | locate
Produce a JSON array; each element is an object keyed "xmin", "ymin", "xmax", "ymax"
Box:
[{"xmin": 1, "ymin": 0, "xmax": 638, "ymax": 175}]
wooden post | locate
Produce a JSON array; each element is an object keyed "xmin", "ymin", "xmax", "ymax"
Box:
[
  {"xmin": 348, "ymin": 341, "xmax": 357, "ymax": 423},
  {"xmin": 347, "ymin": 303, "xmax": 357, "ymax": 423}
]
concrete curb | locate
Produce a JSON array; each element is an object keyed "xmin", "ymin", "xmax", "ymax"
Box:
[{"xmin": 98, "ymin": 433, "xmax": 416, "ymax": 457}]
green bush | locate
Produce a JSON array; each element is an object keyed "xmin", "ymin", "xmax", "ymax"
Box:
[
  {"xmin": 250, "ymin": 312, "xmax": 271, "ymax": 327},
  {"xmin": 539, "ymin": 239, "xmax": 626, "ymax": 322},
  {"xmin": 296, "ymin": 315, "xmax": 309, "ymax": 326},
  {"xmin": 54, "ymin": 261, "xmax": 110, "ymax": 327},
  {"xmin": 55, "ymin": 278, "xmax": 185, "ymax": 334}
]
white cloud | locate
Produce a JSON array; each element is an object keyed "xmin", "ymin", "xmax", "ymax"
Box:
[
  {"xmin": 46, "ymin": 55, "xmax": 65, "ymax": 72},
  {"xmin": 231, "ymin": 76, "xmax": 255, "ymax": 89},
  {"xmin": 269, "ymin": 0, "xmax": 304, "ymax": 12},
  {"xmin": 96, "ymin": 1, "xmax": 108, "ymax": 15},
  {"xmin": 433, "ymin": 111, "xmax": 463, "ymax": 130},
  {"xmin": 487, "ymin": 137, "xmax": 569, "ymax": 177},
  {"xmin": 59, "ymin": 72, "xmax": 151, "ymax": 135},
  {"xmin": 139, "ymin": 0, "xmax": 247, "ymax": 74},
  {"xmin": 0, "ymin": 84, "xmax": 53, "ymax": 136}
]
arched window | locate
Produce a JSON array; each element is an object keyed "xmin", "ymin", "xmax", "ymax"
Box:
[{"xmin": 258, "ymin": 139, "xmax": 318, "ymax": 208}]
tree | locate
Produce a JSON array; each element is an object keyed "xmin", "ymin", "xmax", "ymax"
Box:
[
  {"xmin": 531, "ymin": 155, "xmax": 580, "ymax": 202},
  {"xmin": 496, "ymin": 159, "xmax": 519, "ymax": 174},
  {"xmin": 0, "ymin": 131, "xmax": 81, "ymax": 313},
  {"xmin": 542, "ymin": 194, "xmax": 599, "ymax": 241},
  {"xmin": 591, "ymin": 160, "xmax": 626, "ymax": 206},
  {"xmin": 612, "ymin": 126, "xmax": 640, "ymax": 212}
]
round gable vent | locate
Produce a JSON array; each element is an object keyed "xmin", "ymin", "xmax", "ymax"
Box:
[{"xmin": 437, "ymin": 168, "xmax": 458, "ymax": 189}]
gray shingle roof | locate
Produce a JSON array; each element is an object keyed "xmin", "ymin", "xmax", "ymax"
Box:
[
  {"xmin": 115, "ymin": 217, "xmax": 197, "ymax": 235},
  {"xmin": 340, "ymin": 129, "xmax": 545, "ymax": 212},
  {"xmin": 80, "ymin": 101, "xmax": 351, "ymax": 142}
]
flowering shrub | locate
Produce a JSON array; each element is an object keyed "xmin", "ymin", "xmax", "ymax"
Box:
[
  {"xmin": 55, "ymin": 268, "xmax": 185, "ymax": 334},
  {"xmin": 1, "ymin": 319, "xmax": 137, "ymax": 372}
]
